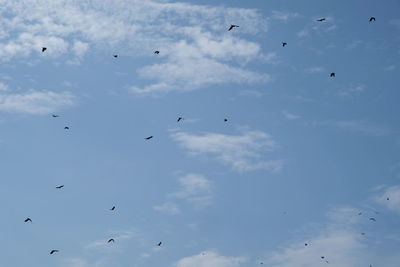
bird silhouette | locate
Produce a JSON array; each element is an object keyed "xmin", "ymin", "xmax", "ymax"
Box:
[
  {"xmin": 110, "ymin": 206, "xmax": 115, "ymax": 211},
  {"xmin": 282, "ymin": 42, "xmax": 287, "ymax": 47},
  {"xmin": 154, "ymin": 51, "xmax": 160, "ymax": 54},
  {"xmin": 157, "ymin": 241, "xmax": 162, "ymax": 246},
  {"xmin": 177, "ymin": 117, "xmax": 183, "ymax": 122},
  {"xmin": 113, "ymin": 54, "xmax": 118, "ymax": 58},
  {"xmin": 24, "ymin": 218, "xmax": 32, "ymax": 223},
  {"xmin": 108, "ymin": 239, "xmax": 115, "ymax": 243},
  {"xmin": 52, "ymin": 114, "xmax": 59, "ymax": 118},
  {"xmin": 369, "ymin": 17, "xmax": 376, "ymax": 22},
  {"xmin": 42, "ymin": 47, "xmax": 47, "ymax": 52},
  {"xmin": 64, "ymin": 126, "xmax": 70, "ymax": 130},
  {"xmin": 317, "ymin": 18, "xmax": 326, "ymax": 22},
  {"xmin": 369, "ymin": 217, "xmax": 376, "ymax": 222},
  {"xmin": 387, "ymin": 197, "xmax": 390, "ymax": 200},
  {"xmin": 304, "ymin": 243, "xmax": 308, "ymax": 246},
  {"xmin": 330, "ymin": 72, "xmax": 336, "ymax": 77},
  {"xmin": 145, "ymin": 136, "xmax": 153, "ymax": 140},
  {"xmin": 224, "ymin": 118, "xmax": 228, "ymax": 122},
  {"xmin": 228, "ymin": 25, "xmax": 239, "ymax": 31},
  {"xmin": 50, "ymin": 250, "xmax": 59, "ymax": 255},
  {"xmin": 361, "ymin": 232, "xmax": 366, "ymax": 235},
  {"xmin": 55, "ymin": 185, "xmax": 64, "ymax": 189}
]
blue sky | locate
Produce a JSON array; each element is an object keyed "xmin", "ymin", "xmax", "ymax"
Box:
[{"xmin": 0, "ymin": 0, "xmax": 399, "ymax": 266}]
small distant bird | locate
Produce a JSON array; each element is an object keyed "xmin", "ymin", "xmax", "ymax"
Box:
[
  {"xmin": 55, "ymin": 185, "xmax": 64, "ymax": 189},
  {"xmin": 321, "ymin": 256, "xmax": 325, "ymax": 259},
  {"xmin": 64, "ymin": 126, "xmax": 69, "ymax": 130},
  {"xmin": 387, "ymin": 197, "xmax": 390, "ymax": 200},
  {"xmin": 177, "ymin": 117, "xmax": 183, "ymax": 122},
  {"xmin": 157, "ymin": 241, "xmax": 162, "ymax": 246},
  {"xmin": 113, "ymin": 54, "xmax": 118, "ymax": 58},
  {"xmin": 260, "ymin": 262, "xmax": 264, "ymax": 265},
  {"xmin": 154, "ymin": 50, "xmax": 160, "ymax": 54},
  {"xmin": 110, "ymin": 206, "xmax": 115, "ymax": 211},
  {"xmin": 42, "ymin": 47, "xmax": 47, "ymax": 52},
  {"xmin": 282, "ymin": 42, "xmax": 287, "ymax": 47},
  {"xmin": 52, "ymin": 114, "xmax": 59, "ymax": 118},
  {"xmin": 361, "ymin": 232, "xmax": 366, "ymax": 235},
  {"xmin": 145, "ymin": 136, "xmax": 153, "ymax": 140},
  {"xmin": 24, "ymin": 218, "xmax": 32, "ymax": 223},
  {"xmin": 228, "ymin": 25, "xmax": 239, "ymax": 31},
  {"xmin": 369, "ymin": 217, "xmax": 376, "ymax": 222},
  {"xmin": 108, "ymin": 239, "xmax": 115, "ymax": 243},
  {"xmin": 305, "ymin": 243, "xmax": 308, "ymax": 246},
  {"xmin": 224, "ymin": 118, "xmax": 228, "ymax": 122},
  {"xmin": 330, "ymin": 72, "xmax": 336, "ymax": 77},
  {"xmin": 50, "ymin": 250, "xmax": 59, "ymax": 255},
  {"xmin": 317, "ymin": 18, "xmax": 326, "ymax": 22},
  {"xmin": 358, "ymin": 212, "xmax": 362, "ymax": 215},
  {"xmin": 369, "ymin": 17, "xmax": 376, "ymax": 22}
]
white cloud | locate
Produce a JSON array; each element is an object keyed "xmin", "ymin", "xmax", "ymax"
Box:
[
  {"xmin": 282, "ymin": 110, "xmax": 301, "ymax": 120},
  {"xmin": 72, "ymin": 40, "xmax": 89, "ymax": 58},
  {"xmin": 171, "ymin": 130, "xmax": 283, "ymax": 172},
  {"xmin": 0, "ymin": 89, "xmax": 75, "ymax": 114},
  {"xmin": 270, "ymin": 11, "xmax": 301, "ymax": 22},
  {"xmin": 337, "ymin": 84, "xmax": 365, "ymax": 97},
  {"xmin": 318, "ymin": 120, "xmax": 390, "ymax": 137},
  {"xmin": 304, "ymin": 66, "xmax": 325, "ymax": 74},
  {"xmin": 153, "ymin": 202, "xmax": 181, "ymax": 215},
  {"xmin": 175, "ymin": 251, "xmax": 245, "ymax": 267},
  {"xmin": 170, "ymin": 173, "xmax": 213, "ymax": 207},
  {"xmin": 375, "ymin": 185, "xmax": 400, "ymax": 213}
]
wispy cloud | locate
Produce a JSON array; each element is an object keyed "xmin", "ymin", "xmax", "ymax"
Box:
[
  {"xmin": 153, "ymin": 202, "xmax": 181, "ymax": 215},
  {"xmin": 171, "ymin": 130, "xmax": 283, "ymax": 172},
  {"xmin": 317, "ymin": 120, "xmax": 391, "ymax": 137},
  {"xmin": 175, "ymin": 251, "xmax": 245, "ymax": 267},
  {"xmin": 297, "ymin": 16, "xmax": 337, "ymax": 38},
  {"xmin": 304, "ymin": 66, "xmax": 325, "ymax": 74},
  {"xmin": 337, "ymin": 84, "xmax": 366, "ymax": 97},
  {"xmin": 270, "ymin": 11, "xmax": 301, "ymax": 22},
  {"xmin": 282, "ymin": 110, "xmax": 301, "ymax": 120}
]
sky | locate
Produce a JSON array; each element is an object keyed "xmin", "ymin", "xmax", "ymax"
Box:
[{"xmin": 0, "ymin": 0, "xmax": 399, "ymax": 266}]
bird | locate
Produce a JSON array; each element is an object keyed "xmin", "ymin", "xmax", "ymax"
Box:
[
  {"xmin": 358, "ymin": 212, "xmax": 362, "ymax": 215},
  {"xmin": 369, "ymin": 17, "xmax": 376, "ymax": 22},
  {"xmin": 387, "ymin": 197, "xmax": 390, "ymax": 200},
  {"xmin": 177, "ymin": 117, "xmax": 183, "ymax": 122},
  {"xmin": 50, "ymin": 250, "xmax": 59, "ymax": 255},
  {"xmin": 228, "ymin": 25, "xmax": 239, "ymax": 31},
  {"xmin": 145, "ymin": 136, "xmax": 153, "ymax": 140},
  {"xmin": 108, "ymin": 239, "xmax": 115, "ymax": 243},
  {"xmin": 24, "ymin": 218, "xmax": 32, "ymax": 223},
  {"xmin": 282, "ymin": 42, "xmax": 288, "ymax": 47},
  {"xmin": 224, "ymin": 118, "xmax": 228, "ymax": 122},
  {"xmin": 361, "ymin": 232, "xmax": 366, "ymax": 235},
  {"xmin": 157, "ymin": 241, "xmax": 162, "ymax": 246},
  {"xmin": 330, "ymin": 72, "xmax": 336, "ymax": 77},
  {"xmin": 52, "ymin": 114, "xmax": 59, "ymax": 118},
  {"xmin": 304, "ymin": 243, "xmax": 308, "ymax": 246},
  {"xmin": 113, "ymin": 54, "xmax": 118, "ymax": 58},
  {"xmin": 110, "ymin": 206, "xmax": 115, "ymax": 211},
  {"xmin": 64, "ymin": 126, "xmax": 69, "ymax": 130},
  {"xmin": 55, "ymin": 185, "xmax": 64, "ymax": 189},
  {"xmin": 42, "ymin": 47, "xmax": 47, "ymax": 52},
  {"xmin": 317, "ymin": 18, "xmax": 326, "ymax": 22},
  {"xmin": 154, "ymin": 50, "xmax": 160, "ymax": 54},
  {"xmin": 369, "ymin": 217, "xmax": 376, "ymax": 222}
]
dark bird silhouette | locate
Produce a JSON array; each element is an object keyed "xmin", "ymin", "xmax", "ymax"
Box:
[
  {"xmin": 282, "ymin": 42, "xmax": 287, "ymax": 47},
  {"xmin": 228, "ymin": 25, "xmax": 239, "ymax": 31},
  {"xmin": 154, "ymin": 50, "xmax": 160, "ymax": 54},
  {"xmin": 113, "ymin": 54, "xmax": 118, "ymax": 58},
  {"xmin": 177, "ymin": 117, "xmax": 183, "ymax": 122},
  {"xmin": 64, "ymin": 126, "xmax": 69, "ymax": 130},
  {"xmin": 145, "ymin": 136, "xmax": 153, "ymax": 140},
  {"xmin": 369, "ymin": 217, "xmax": 376, "ymax": 222},
  {"xmin": 55, "ymin": 185, "xmax": 64, "ymax": 189},
  {"xmin": 42, "ymin": 47, "xmax": 47, "ymax": 52},
  {"xmin": 361, "ymin": 232, "xmax": 366, "ymax": 235},
  {"xmin": 224, "ymin": 118, "xmax": 228, "ymax": 122},
  {"xmin": 24, "ymin": 218, "xmax": 32, "ymax": 223},
  {"xmin": 317, "ymin": 18, "xmax": 326, "ymax": 22},
  {"xmin": 305, "ymin": 243, "xmax": 308, "ymax": 246},
  {"xmin": 321, "ymin": 256, "xmax": 325, "ymax": 259},
  {"xmin": 108, "ymin": 239, "xmax": 115, "ymax": 243},
  {"xmin": 52, "ymin": 114, "xmax": 59, "ymax": 118},
  {"xmin": 157, "ymin": 241, "xmax": 162, "ymax": 246},
  {"xmin": 369, "ymin": 17, "xmax": 376, "ymax": 22},
  {"xmin": 330, "ymin": 72, "xmax": 336, "ymax": 77},
  {"xmin": 50, "ymin": 250, "xmax": 59, "ymax": 255},
  {"xmin": 387, "ymin": 197, "xmax": 390, "ymax": 200},
  {"xmin": 110, "ymin": 206, "xmax": 115, "ymax": 211}
]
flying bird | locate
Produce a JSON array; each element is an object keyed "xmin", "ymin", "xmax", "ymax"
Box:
[
  {"xmin": 177, "ymin": 117, "xmax": 183, "ymax": 122},
  {"xmin": 282, "ymin": 42, "xmax": 288, "ymax": 47},
  {"xmin": 110, "ymin": 206, "xmax": 115, "ymax": 211},
  {"xmin": 108, "ymin": 239, "xmax": 115, "ymax": 243},
  {"xmin": 55, "ymin": 185, "xmax": 64, "ymax": 189},
  {"xmin": 369, "ymin": 17, "xmax": 376, "ymax": 22},
  {"xmin": 113, "ymin": 54, "xmax": 118, "ymax": 58},
  {"xmin": 361, "ymin": 232, "xmax": 366, "ymax": 235},
  {"xmin": 157, "ymin": 241, "xmax": 162, "ymax": 246},
  {"xmin": 330, "ymin": 72, "xmax": 336, "ymax": 77},
  {"xmin": 387, "ymin": 197, "xmax": 390, "ymax": 200},
  {"xmin": 50, "ymin": 250, "xmax": 59, "ymax": 255},
  {"xmin": 224, "ymin": 118, "xmax": 228, "ymax": 122},
  {"xmin": 64, "ymin": 126, "xmax": 70, "ymax": 130},
  {"xmin": 145, "ymin": 136, "xmax": 153, "ymax": 140},
  {"xmin": 228, "ymin": 25, "xmax": 239, "ymax": 31},
  {"xmin": 358, "ymin": 212, "xmax": 362, "ymax": 215},
  {"xmin": 317, "ymin": 18, "xmax": 326, "ymax": 22},
  {"xmin": 154, "ymin": 50, "xmax": 160, "ymax": 54},
  {"xmin": 52, "ymin": 114, "xmax": 59, "ymax": 118},
  {"xmin": 304, "ymin": 243, "xmax": 308, "ymax": 246},
  {"xmin": 369, "ymin": 217, "xmax": 376, "ymax": 222},
  {"xmin": 42, "ymin": 47, "xmax": 47, "ymax": 52},
  {"xmin": 24, "ymin": 218, "xmax": 32, "ymax": 223}
]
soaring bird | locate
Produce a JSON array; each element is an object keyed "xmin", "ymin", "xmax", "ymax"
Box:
[
  {"xmin": 304, "ymin": 243, "xmax": 308, "ymax": 246},
  {"xmin": 110, "ymin": 206, "xmax": 115, "ymax": 211},
  {"xmin": 387, "ymin": 197, "xmax": 390, "ymax": 200},
  {"xmin": 113, "ymin": 54, "xmax": 118, "ymax": 58},
  {"xmin": 361, "ymin": 232, "xmax": 366, "ymax": 235},
  {"xmin": 24, "ymin": 218, "xmax": 32, "ymax": 223},
  {"xmin": 154, "ymin": 50, "xmax": 160, "ymax": 54},
  {"xmin": 52, "ymin": 114, "xmax": 59, "ymax": 118},
  {"xmin": 55, "ymin": 185, "xmax": 64, "ymax": 189},
  {"xmin": 224, "ymin": 118, "xmax": 228, "ymax": 122},
  {"xmin": 177, "ymin": 117, "xmax": 183, "ymax": 122},
  {"xmin": 330, "ymin": 72, "xmax": 336, "ymax": 77},
  {"xmin": 64, "ymin": 126, "xmax": 70, "ymax": 130},
  {"xmin": 369, "ymin": 17, "xmax": 376, "ymax": 22},
  {"xmin": 145, "ymin": 136, "xmax": 153, "ymax": 140},
  {"xmin": 108, "ymin": 239, "xmax": 115, "ymax": 243},
  {"xmin": 317, "ymin": 18, "xmax": 326, "ymax": 22},
  {"xmin": 228, "ymin": 25, "xmax": 239, "ymax": 31},
  {"xmin": 369, "ymin": 217, "xmax": 376, "ymax": 222},
  {"xmin": 157, "ymin": 241, "xmax": 162, "ymax": 246},
  {"xmin": 42, "ymin": 47, "xmax": 47, "ymax": 52},
  {"xmin": 50, "ymin": 250, "xmax": 59, "ymax": 255},
  {"xmin": 282, "ymin": 42, "xmax": 288, "ymax": 47}
]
